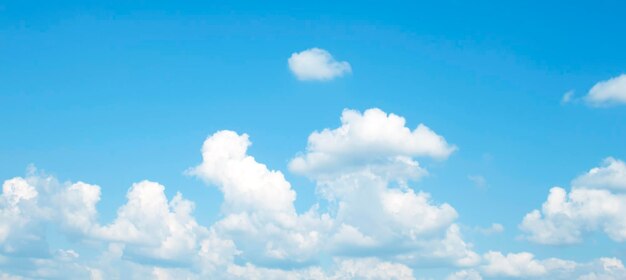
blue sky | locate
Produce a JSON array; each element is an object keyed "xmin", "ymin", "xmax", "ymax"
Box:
[{"xmin": 1, "ymin": 1, "xmax": 626, "ymax": 279}]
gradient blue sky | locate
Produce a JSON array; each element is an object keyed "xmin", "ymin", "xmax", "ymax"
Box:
[{"xmin": 1, "ymin": 1, "xmax": 626, "ymax": 279}]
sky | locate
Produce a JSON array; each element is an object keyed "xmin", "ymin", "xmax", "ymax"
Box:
[{"xmin": 1, "ymin": 1, "xmax": 626, "ymax": 279}]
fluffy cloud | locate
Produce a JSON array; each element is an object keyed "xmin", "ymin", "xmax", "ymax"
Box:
[
  {"xmin": 481, "ymin": 251, "xmax": 552, "ymax": 278},
  {"xmin": 572, "ymin": 157, "xmax": 626, "ymax": 191},
  {"xmin": 286, "ymin": 108, "xmax": 475, "ymax": 267},
  {"xmin": 585, "ymin": 74, "xmax": 626, "ymax": 106},
  {"xmin": 520, "ymin": 158, "xmax": 626, "ymax": 245},
  {"xmin": 520, "ymin": 187, "xmax": 626, "ymax": 244},
  {"xmin": 3, "ymin": 108, "xmax": 624, "ymax": 279},
  {"xmin": 188, "ymin": 130, "xmax": 332, "ymax": 265},
  {"xmin": 290, "ymin": 108, "xmax": 456, "ymax": 184},
  {"xmin": 288, "ymin": 48, "xmax": 351, "ymax": 81},
  {"xmin": 445, "ymin": 252, "xmax": 626, "ymax": 280}
]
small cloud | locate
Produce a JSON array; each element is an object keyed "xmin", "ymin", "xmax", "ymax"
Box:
[
  {"xmin": 476, "ymin": 223, "xmax": 504, "ymax": 235},
  {"xmin": 468, "ymin": 175, "xmax": 487, "ymax": 189},
  {"xmin": 288, "ymin": 48, "xmax": 351, "ymax": 81},
  {"xmin": 584, "ymin": 74, "xmax": 626, "ymax": 107},
  {"xmin": 561, "ymin": 90, "xmax": 575, "ymax": 104}
]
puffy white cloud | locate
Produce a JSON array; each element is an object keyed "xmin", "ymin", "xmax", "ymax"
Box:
[
  {"xmin": 0, "ymin": 171, "xmax": 103, "ymax": 257},
  {"xmin": 94, "ymin": 181, "xmax": 211, "ymax": 264},
  {"xmin": 572, "ymin": 157, "xmax": 626, "ymax": 191},
  {"xmin": 520, "ymin": 187, "xmax": 626, "ymax": 244},
  {"xmin": 289, "ymin": 108, "xmax": 455, "ymax": 184},
  {"xmin": 189, "ymin": 130, "xmax": 332, "ymax": 265},
  {"xmin": 585, "ymin": 74, "xmax": 626, "ymax": 106},
  {"xmin": 288, "ymin": 48, "xmax": 351, "ymax": 81},
  {"xmin": 520, "ymin": 158, "xmax": 626, "ymax": 245},
  {"xmin": 12, "ymin": 108, "xmax": 626, "ymax": 279},
  {"xmin": 481, "ymin": 251, "xmax": 551, "ymax": 278}
]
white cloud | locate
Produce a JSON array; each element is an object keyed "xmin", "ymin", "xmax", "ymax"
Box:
[
  {"xmin": 285, "ymin": 108, "xmax": 474, "ymax": 267},
  {"xmin": 288, "ymin": 48, "xmax": 351, "ymax": 81},
  {"xmin": 520, "ymin": 187, "xmax": 626, "ymax": 244},
  {"xmin": 477, "ymin": 252, "xmax": 626, "ymax": 280},
  {"xmin": 289, "ymin": 108, "xmax": 456, "ymax": 184},
  {"xmin": 94, "ymin": 181, "xmax": 211, "ymax": 264},
  {"xmin": 520, "ymin": 158, "xmax": 626, "ymax": 245},
  {"xmin": 481, "ymin": 251, "xmax": 551, "ymax": 278},
  {"xmin": 188, "ymin": 130, "xmax": 332, "ymax": 265},
  {"xmin": 7, "ymin": 108, "xmax": 625, "ymax": 279},
  {"xmin": 585, "ymin": 74, "xmax": 626, "ymax": 106},
  {"xmin": 572, "ymin": 157, "xmax": 626, "ymax": 191}
]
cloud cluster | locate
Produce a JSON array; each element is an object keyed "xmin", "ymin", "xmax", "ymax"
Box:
[
  {"xmin": 288, "ymin": 48, "xmax": 351, "ymax": 81},
  {"xmin": 449, "ymin": 252, "xmax": 626, "ymax": 280},
  {"xmin": 0, "ymin": 108, "xmax": 466, "ymax": 279},
  {"xmin": 1, "ymin": 108, "xmax": 625, "ymax": 279},
  {"xmin": 520, "ymin": 158, "xmax": 626, "ymax": 244}
]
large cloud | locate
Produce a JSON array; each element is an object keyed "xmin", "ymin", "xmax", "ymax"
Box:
[
  {"xmin": 288, "ymin": 48, "xmax": 351, "ymax": 81},
  {"xmin": 2, "ymin": 108, "xmax": 624, "ymax": 279},
  {"xmin": 286, "ymin": 108, "xmax": 475, "ymax": 267},
  {"xmin": 188, "ymin": 130, "xmax": 332, "ymax": 265},
  {"xmin": 585, "ymin": 74, "xmax": 626, "ymax": 106},
  {"xmin": 520, "ymin": 158, "xmax": 626, "ymax": 245}
]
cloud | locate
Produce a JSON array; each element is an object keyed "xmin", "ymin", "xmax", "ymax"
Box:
[
  {"xmin": 481, "ymin": 251, "xmax": 551, "ymax": 278},
  {"xmin": 2, "ymin": 108, "xmax": 625, "ymax": 279},
  {"xmin": 288, "ymin": 48, "xmax": 351, "ymax": 81},
  {"xmin": 447, "ymin": 253, "xmax": 626, "ymax": 280},
  {"xmin": 572, "ymin": 157, "xmax": 626, "ymax": 191},
  {"xmin": 480, "ymin": 252, "xmax": 626, "ymax": 280},
  {"xmin": 285, "ymin": 108, "xmax": 474, "ymax": 267},
  {"xmin": 188, "ymin": 130, "xmax": 332, "ymax": 265},
  {"xmin": 585, "ymin": 74, "xmax": 626, "ymax": 106},
  {"xmin": 561, "ymin": 90, "xmax": 575, "ymax": 104},
  {"xmin": 289, "ymin": 108, "xmax": 456, "ymax": 184},
  {"xmin": 520, "ymin": 158, "xmax": 626, "ymax": 245}
]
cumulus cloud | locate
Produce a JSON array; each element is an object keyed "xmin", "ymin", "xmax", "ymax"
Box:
[
  {"xmin": 572, "ymin": 157, "xmax": 626, "ymax": 191},
  {"xmin": 520, "ymin": 157, "xmax": 626, "ymax": 245},
  {"xmin": 288, "ymin": 48, "xmax": 351, "ymax": 81},
  {"xmin": 585, "ymin": 74, "xmax": 626, "ymax": 106},
  {"xmin": 3, "ymin": 108, "xmax": 624, "ymax": 279},
  {"xmin": 289, "ymin": 108, "xmax": 456, "ymax": 184},
  {"xmin": 481, "ymin": 251, "xmax": 552, "ymax": 278},
  {"xmin": 188, "ymin": 130, "xmax": 332, "ymax": 265}
]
